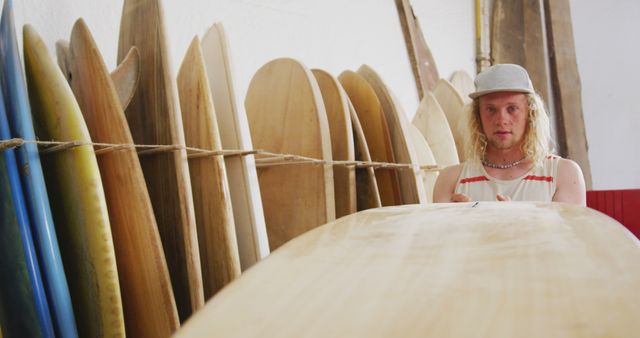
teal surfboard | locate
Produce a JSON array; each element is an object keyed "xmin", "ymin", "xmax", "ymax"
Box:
[{"xmin": 0, "ymin": 0, "xmax": 76, "ymax": 337}]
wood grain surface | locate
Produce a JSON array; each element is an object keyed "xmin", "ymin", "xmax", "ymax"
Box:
[
  {"xmin": 201, "ymin": 23, "xmax": 270, "ymax": 270},
  {"xmin": 110, "ymin": 46, "xmax": 140, "ymax": 110},
  {"xmin": 492, "ymin": 0, "xmax": 551, "ymax": 112},
  {"xmin": 28, "ymin": 21, "xmax": 126, "ymax": 338},
  {"xmin": 118, "ymin": 0, "xmax": 204, "ymax": 321},
  {"xmin": 412, "ymin": 92, "xmax": 459, "ymax": 167},
  {"xmin": 544, "ymin": 0, "xmax": 593, "ymax": 189},
  {"xmin": 67, "ymin": 19, "xmax": 179, "ymax": 338},
  {"xmin": 394, "ymin": 0, "xmax": 439, "ymax": 97},
  {"xmin": 245, "ymin": 58, "xmax": 335, "ymax": 250},
  {"xmin": 347, "ymin": 98, "xmax": 381, "ymax": 211},
  {"xmin": 178, "ymin": 36, "xmax": 241, "ymax": 299},
  {"xmin": 312, "ymin": 69, "xmax": 356, "ymax": 218},
  {"xmin": 358, "ymin": 65, "xmax": 426, "ymax": 205},
  {"xmin": 338, "ymin": 70, "xmax": 401, "ymax": 206},
  {"xmin": 432, "ymin": 79, "xmax": 467, "ymax": 162},
  {"xmin": 175, "ymin": 202, "xmax": 640, "ymax": 338}
]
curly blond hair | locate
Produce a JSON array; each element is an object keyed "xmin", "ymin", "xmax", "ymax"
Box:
[{"xmin": 463, "ymin": 92, "xmax": 553, "ymax": 164}]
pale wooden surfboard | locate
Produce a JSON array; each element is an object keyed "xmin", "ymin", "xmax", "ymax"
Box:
[
  {"xmin": 432, "ymin": 78, "xmax": 467, "ymax": 162},
  {"xmin": 449, "ymin": 70, "xmax": 475, "ymax": 105},
  {"xmin": 338, "ymin": 70, "xmax": 402, "ymax": 207},
  {"xmin": 66, "ymin": 19, "xmax": 179, "ymax": 338},
  {"xmin": 245, "ymin": 58, "xmax": 335, "ymax": 251},
  {"xmin": 311, "ymin": 69, "xmax": 356, "ymax": 218},
  {"xmin": 118, "ymin": 0, "xmax": 204, "ymax": 321},
  {"xmin": 24, "ymin": 22, "xmax": 126, "ymax": 338},
  {"xmin": 177, "ymin": 36, "xmax": 241, "ymax": 299},
  {"xmin": 412, "ymin": 92, "xmax": 459, "ymax": 167},
  {"xmin": 175, "ymin": 202, "xmax": 640, "ymax": 338},
  {"xmin": 200, "ymin": 22, "xmax": 270, "ymax": 271},
  {"xmin": 408, "ymin": 124, "xmax": 438, "ymax": 203},
  {"xmin": 347, "ymin": 98, "xmax": 381, "ymax": 211},
  {"xmin": 357, "ymin": 64, "xmax": 427, "ymax": 205}
]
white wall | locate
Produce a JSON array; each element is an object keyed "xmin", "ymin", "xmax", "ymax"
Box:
[
  {"xmin": 571, "ymin": 0, "xmax": 640, "ymax": 189},
  {"xmin": 12, "ymin": 0, "xmax": 638, "ymax": 189}
]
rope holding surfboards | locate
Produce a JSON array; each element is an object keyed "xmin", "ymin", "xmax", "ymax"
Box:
[{"xmin": 0, "ymin": 138, "xmax": 443, "ymax": 173}]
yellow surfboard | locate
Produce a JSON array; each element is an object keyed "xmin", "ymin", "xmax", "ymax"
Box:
[{"xmin": 23, "ymin": 24, "xmax": 125, "ymax": 338}]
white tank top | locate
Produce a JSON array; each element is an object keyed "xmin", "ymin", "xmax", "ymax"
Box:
[{"xmin": 454, "ymin": 155, "xmax": 560, "ymax": 202}]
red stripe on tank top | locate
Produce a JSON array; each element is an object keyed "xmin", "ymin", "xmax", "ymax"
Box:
[
  {"xmin": 523, "ymin": 175, "xmax": 554, "ymax": 182},
  {"xmin": 459, "ymin": 176, "xmax": 490, "ymax": 184}
]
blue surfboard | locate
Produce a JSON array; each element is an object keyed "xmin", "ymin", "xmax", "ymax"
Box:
[
  {"xmin": 0, "ymin": 0, "xmax": 77, "ymax": 337},
  {"xmin": 0, "ymin": 82, "xmax": 51, "ymax": 338}
]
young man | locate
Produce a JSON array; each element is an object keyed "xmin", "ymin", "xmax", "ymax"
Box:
[{"xmin": 433, "ymin": 64, "xmax": 586, "ymax": 205}]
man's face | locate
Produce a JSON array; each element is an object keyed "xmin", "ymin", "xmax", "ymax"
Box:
[{"xmin": 478, "ymin": 91, "xmax": 529, "ymax": 151}]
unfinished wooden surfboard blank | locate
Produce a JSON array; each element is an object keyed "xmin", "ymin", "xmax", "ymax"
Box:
[
  {"xmin": 178, "ymin": 36, "xmax": 241, "ymax": 299},
  {"xmin": 23, "ymin": 22, "xmax": 125, "ymax": 338},
  {"xmin": 175, "ymin": 202, "xmax": 640, "ymax": 337},
  {"xmin": 412, "ymin": 92, "xmax": 459, "ymax": 167},
  {"xmin": 449, "ymin": 70, "xmax": 475, "ymax": 105},
  {"xmin": 66, "ymin": 19, "xmax": 179, "ymax": 338},
  {"xmin": 432, "ymin": 78, "xmax": 467, "ymax": 162},
  {"xmin": 200, "ymin": 22, "xmax": 270, "ymax": 270},
  {"xmin": 357, "ymin": 65, "xmax": 426, "ymax": 205},
  {"xmin": 245, "ymin": 58, "xmax": 335, "ymax": 250},
  {"xmin": 338, "ymin": 70, "xmax": 401, "ymax": 207},
  {"xmin": 312, "ymin": 69, "xmax": 356, "ymax": 218},
  {"xmin": 408, "ymin": 125, "xmax": 438, "ymax": 203},
  {"xmin": 118, "ymin": 0, "xmax": 204, "ymax": 321},
  {"xmin": 348, "ymin": 99, "xmax": 381, "ymax": 211}
]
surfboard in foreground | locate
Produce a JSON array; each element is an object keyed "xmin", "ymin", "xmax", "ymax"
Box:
[{"xmin": 176, "ymin": 202, "xmax": 640, "ymax": 337}]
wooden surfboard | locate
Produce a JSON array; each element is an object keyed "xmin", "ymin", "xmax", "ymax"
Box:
[
  {"xmin": 56, "ymin": 38, "xmax": 140, "ymax": 110},
  {"xmin": 311, "ymin": 69, "xmax": 357, "ymax": 218},
  {"xmin": 492, "ymin": 0, "xmax": 551, "ymax": 109},
  {"xmin": 1, "ymin": 2, "xmax": 72, "ymax": 337},
  {"xmin": 118, "ymin": 0, "xmax": 204, "ymax": 321},
  {"xmin": 200, "ymin": 23, "xmax": 270, "ymax": 270},
  {"xmin": 408, "ymin": 124, "xmax": 438, "ymax": 203},
  {"xmin": 394, "ymin": 0, "xmax": 439, "ymax": 97},
  {"xmin": 29, "ymin": 23, "xmax": 136, "ymax": 338},
  {"xmin": 357, "ymin": 65, "xmax": 427, "ymax": 205},
  {"xmin": 0, "ymin": 82, "xmax": 53, "ymax": 338},
  {"xmin": 65, "ymin": 19, "xmax": 179, "ymax": 337},
  {"xmin": 412, "ymin": 92, "xmax": 459, "ymax": 167},
  {"xmin": 177, "ymin": 36, "xmax": 241, "ymax": 299},
  {"xmin": 175, "ymin": 202, "xmax": 640, "ymax": 337},
  {"xmin": 110, "ymin": 47, "xmax": 140, "ymax": 110},
  {"xmin": 544, "ymin": 0, "xmax": 593, "ymax": 189},
  {"xmin": 338, "ymin": 70, "xmax": 402, "ymax": 206},
  {"xmin": 245, "ymin": 58, "xmax": 335, "ymax": 250},
  {"xmin": 432, "ymin": 78, "xmax": 467, "ymax": 162},
  {"xmin": 30, "ymin": 24, "xmax": 129, "ymax": 338},
  {"xmin": 449, "ymin": 70, "xmax": 475, "ymax": 105},
  {"xmin": 347, "ymin": 98, "xmax": 381, "ymax": 211}
]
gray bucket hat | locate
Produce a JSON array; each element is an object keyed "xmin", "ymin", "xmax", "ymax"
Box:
[{"xmin": 469, "ymin": 64, "xmax": 535, "ymax": 99}]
